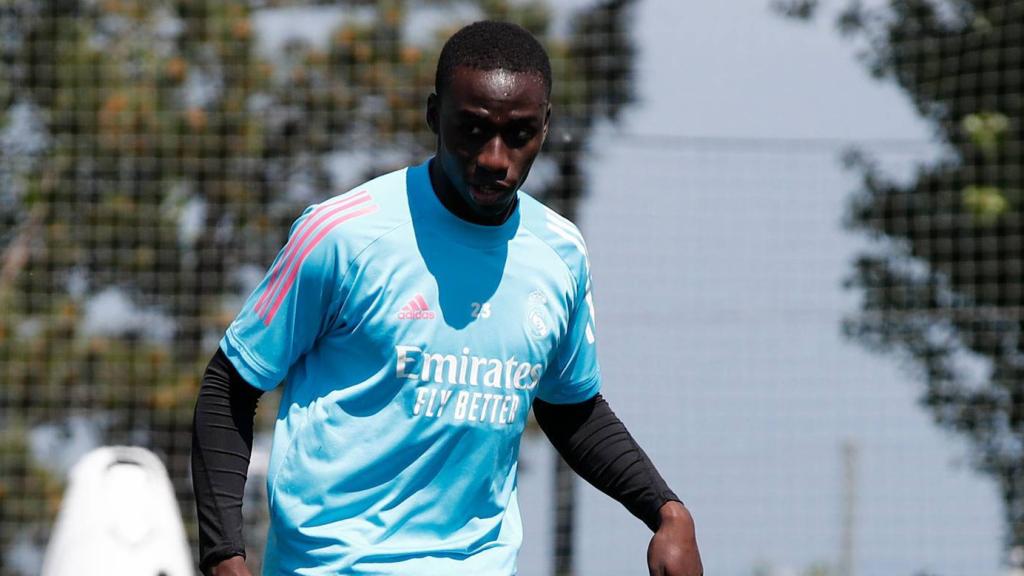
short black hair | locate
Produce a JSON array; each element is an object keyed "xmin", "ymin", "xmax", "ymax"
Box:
[{"xmin": 435, "ymin": 21, "xmax": 552, "ymax": 98}]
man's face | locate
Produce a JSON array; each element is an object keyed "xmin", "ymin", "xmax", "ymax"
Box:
[{"xmin": 428, "ymin": 66, "xmax": 550, "ymax": 222}]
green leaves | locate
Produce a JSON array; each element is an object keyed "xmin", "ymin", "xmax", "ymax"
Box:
[
  {"xmin": 961, "ymin": 111, "xmax": 1010, "ymax": 158},
  {"xmin": 962, "ymin": 184, "xmax": 1009, "ymax": 224}
]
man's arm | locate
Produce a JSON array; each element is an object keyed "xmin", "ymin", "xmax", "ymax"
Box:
[
  {"xmin": 191, "ymin": 349, "xmax": 263, "ymax": 576},
  {"xmin": 532, "ymin": 394, "xmax": 702, "ymax": 576}
]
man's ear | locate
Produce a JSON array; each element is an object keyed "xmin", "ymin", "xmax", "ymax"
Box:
[
  {"xmin": 426, "ymin": 93, "xmax": 440, "ymax": 134},
  {"xmin": 542, "ymin": 103, "xmax": 551, "ymax": 139}
]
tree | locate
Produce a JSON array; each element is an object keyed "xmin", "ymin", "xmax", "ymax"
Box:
[
  {"xmin": 0, "ymin": 0, "xmax": 636, "ymax": 572},
  {"xmin": 776, "ymin": 0, "xmax": 1024, "ymax": 563}
]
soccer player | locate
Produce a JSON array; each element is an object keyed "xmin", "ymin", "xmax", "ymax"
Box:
[{"xmin": 191, "ymin": 21, "xmax": 702, "ymax": 576}]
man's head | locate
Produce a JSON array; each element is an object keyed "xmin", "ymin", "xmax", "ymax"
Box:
[
  {"xmin": 434, "ymin": 21, "xmax": 552, "ymax": 100},
  {"xmin": 427, "ymin": 21, "xmax": 552, "ymax": 225}
]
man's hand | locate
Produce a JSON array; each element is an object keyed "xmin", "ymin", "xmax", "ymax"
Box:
[
  {"xmin": 210, "ymin": 556, "xmax": 252, "ymax": 576},
  {"xmin": 647, "ymin": 501, "xmax": 703, "ymax": 576}
]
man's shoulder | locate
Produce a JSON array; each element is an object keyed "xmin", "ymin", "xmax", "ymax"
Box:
[
  {"xmin": 327, "ymin": 165, "xmax": 412, "ymax": 218},
  {"xmin": 292, "ymin": 166, "xmax": 415, "ymax": 257},
  {"xmin": 518, "ymin": 192, "xmax": 590, "ymax": 277}
]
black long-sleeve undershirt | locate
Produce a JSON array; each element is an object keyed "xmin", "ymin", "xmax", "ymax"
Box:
[
  {"xmin": 192, "ymin": 352, "xmax": 680, "ymax": 573},
  {"xmin": 191, "ymin": 348, "xmax": 263, "ymax": 574},
  {"xmin": 532, "ymin": 394, "xmax": 680, "ymax": 532}
]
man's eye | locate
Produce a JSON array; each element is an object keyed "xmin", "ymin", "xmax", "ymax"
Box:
[{"xmin": 506, "ymin": 129, "xmax": 535, "ymax": 147}]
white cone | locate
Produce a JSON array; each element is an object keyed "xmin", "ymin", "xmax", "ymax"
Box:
[{"xmin": 41, "ymin": 446, "xmax": 194, "ymax": 576}]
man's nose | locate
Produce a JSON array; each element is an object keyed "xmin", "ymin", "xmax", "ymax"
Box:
[{"xmin": 476, "ymin": 136, "xmax": 510, "ymax": 177}]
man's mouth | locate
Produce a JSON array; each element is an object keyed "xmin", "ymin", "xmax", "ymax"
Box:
[{"xmin": 468, "ymin": 183, "xmax": 514, "ymax": 205}]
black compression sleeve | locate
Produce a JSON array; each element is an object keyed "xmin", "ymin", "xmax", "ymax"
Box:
[
  {"xmin": 532, "ymin": 394, "xmax": 680, "ymax": 532},
  {"xmin": 191, "ymin": 348, "xmax": 263, "ymax": 574}
]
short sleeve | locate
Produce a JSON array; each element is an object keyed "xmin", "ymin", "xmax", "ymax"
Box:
[
  {"xmin": 220, "ymin": 207, "xmax": 345, "ymax": 391},
  {"xmin": 536, "ymin": 263, "xmax": 601, "ymax": 404}
]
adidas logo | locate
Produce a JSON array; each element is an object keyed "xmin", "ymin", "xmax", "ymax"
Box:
[{"xmin": 398, "ymin": 294, "xmax": 436, "ymax": 320}]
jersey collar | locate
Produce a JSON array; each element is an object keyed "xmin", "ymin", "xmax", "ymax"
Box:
[{"xmin": 407, "ymin": 159, "xmax": 521, "ymax": 249}]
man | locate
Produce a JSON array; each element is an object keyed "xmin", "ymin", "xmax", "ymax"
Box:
[{"xmin": 192, "ymin": 21, "xmax": 702, "ymax": 576}]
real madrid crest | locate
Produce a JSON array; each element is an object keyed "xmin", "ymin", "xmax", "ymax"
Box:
[{"xmin": 526, "ymin": 290, "xmax": 552, "ymax": 339}]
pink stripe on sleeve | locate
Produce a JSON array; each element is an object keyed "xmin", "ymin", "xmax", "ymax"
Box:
[
  {"xmin": 262, "ymin": 204, "xmax": 379, "ymax": 326},
  {"xmin": 254, "ymin": 191, "xmax": 370, "ymax": 316}
]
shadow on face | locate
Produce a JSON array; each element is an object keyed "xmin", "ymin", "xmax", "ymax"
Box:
[{"xmin": 427, "ymin": 66, "xmax": 550, "ymax": 226}]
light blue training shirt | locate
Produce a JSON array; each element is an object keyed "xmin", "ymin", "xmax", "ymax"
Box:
[{"xmin": 220, "ymin": 159, "xmax": 600, "ymax": 575}]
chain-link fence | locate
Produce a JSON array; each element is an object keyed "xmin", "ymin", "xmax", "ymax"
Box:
[
  {"xmin": 0, "ymin": 1, "xmax": 635, "ymax": 573},
  {"xmin": 1, "ymin": 1, "xmax": 1021, "ymax": 575}
]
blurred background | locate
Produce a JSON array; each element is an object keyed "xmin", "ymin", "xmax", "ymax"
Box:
[{"xmin": 0, "ymin": 0, "xmax": 1020, "ymax": 574}]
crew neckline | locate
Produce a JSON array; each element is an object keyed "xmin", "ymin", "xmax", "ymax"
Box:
[{"xmin": 407, "ymin": 159, "xmax": 521, "ymax": 248}]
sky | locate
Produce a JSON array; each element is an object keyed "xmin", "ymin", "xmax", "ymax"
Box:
[{"xmin": 515, "ymin": 1, "xmax": 1003, "ymax": 576}]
